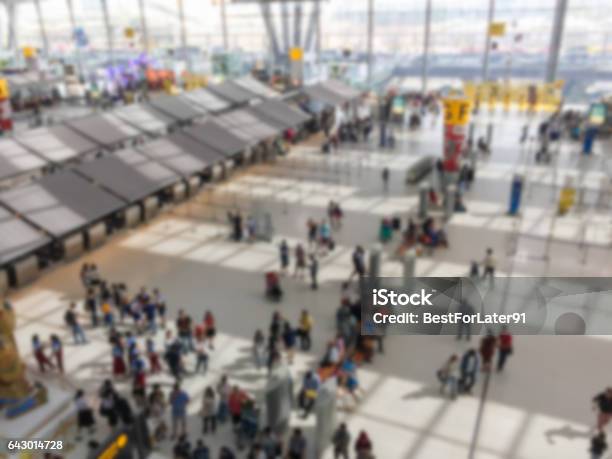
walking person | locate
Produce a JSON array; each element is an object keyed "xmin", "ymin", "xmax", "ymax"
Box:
[
  {"xmin": 279, "ymin": 240, "xmax": 290, "ymax": 275},
  {"xmin": 50, "ymin": 334, "xmax": 64, "ymax": 373},
  {"xmin": 253, "ymin": 330, "xmax": 266, "ymax": 369},
  {"xmin": 146, "ymin": 338, "xmax": 162, "ymax": 374},
  {"xmin": 332, "ymin": 423, "xmax": 351, "ymax": 459},
  {"xmin": 497, "ymin": 326, "xmax": 513, "ymax": 372},
  {"xmin": 309, "ymin": 254, "xmax": 319, "ymax": 290},
  {"xmin": 382, "ymin": 167, "xmax": 390, "ymax": 193},
  {"xmin": 195, "ymin": 339, "xmax": 209, "ymax": 374},
  {"xmin": 459, "ymin": 349, "xmax": 479, "ymax": 394},
  {"xmin": 306, "ymin": 219, "xmax": 318, "ymax": 249},
  {"xmin": 204, "ymin": 310, "xmax": 216, "ymax": 350},
  {"xmin": 593, "ymin": 388, "xmax": 612, "ymax": 432},
  {"xmin": 481, "ymin": 248, "xmax": 496, "ymax": 287},
  {"xmin": 169, "ymin": 383, "xmax": 190, "ymax": 440},
  {"xmin": 437, "ymin": 354, "xmax": 459, "ymax": 400},
  {"xmin": 32, "ymin": 334, "xmax": 54, "ymax": 373},
  {"xmin": 297, "ymin": 310, "xmax": 313, "ymax": 350},
  {"xmin": 74, "ymin": 389, "xmax": 96, "ymax": 440},
  {"xmin": 85, "ymin": 288, "xmax": 99, "ymax": 328},
  {"xmin": 349, "ymin": 246, "xmax": 366, "ymax": 283},
  {"xmin": 216, "ymin": 375, "xmax": 231, "ymax": 424},
  {"xmin": 591, "ymin": 432, "xmax": 608, "ymax": 459},
  {"xmin": 456, "ymin": 299, "xmax": 475, "ymax": 341},
  {"xmin": 354, "ymin": 430, "xmax": 373, "ymax": 459},
  {"xmin": 64, "ymin": 302, "xmax": 87, "ymax": 344},
  {"xmin": 479, "ymin": 330, "xmax": 497, "ymax": 372},
  {"xmin": 282, "ymin": 321, "xmax": 297, "ymax": 365},
  {"xmin": 294, "ymin": 244, "xmax": 306, "ymax": 279},
  {"xmin": 287, "ymin": 428, "xmax": 307, "ymax": 459},
  {"xmin": 200, "ymin": 386, "xmax": 217, "ymax": 434}
]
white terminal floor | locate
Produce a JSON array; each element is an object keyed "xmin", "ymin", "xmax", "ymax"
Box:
[{"xmin": 7, "ymin": 108, "xmax": 612, "ymax": 459}]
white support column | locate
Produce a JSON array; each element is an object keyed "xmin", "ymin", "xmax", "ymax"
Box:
[
  {"xmin": 220, "ymin": 0, "xmax": 228, "ymax": 51},
  {"xmin": 481, "ymin": 0, "xmax": 495, "ymax": 82},
  {"xmin": 421, "ymin": 0, "xmax": 432, "ymax": 95},
  {"xmin": 177, "ymin": 0, "xmax": 187, "ymax": 49},
  {"xmin": 66, "ymin": 0, "xmax": 84, "ymax": 77},
  {"xmin": 137, "ymin": 0, "xmax": 149, "ymax": 53},
  {"xmin": 367, "ymin": 0, "xmax": 374, "ymax": 87},
  {"xmin": 546, "ymin": 0, "xmax": 568, "ymax": 83},
  {"xmin": 34, "ymin": 0, "xmax": 49, "ymax": 56},
  {"xmin": 100, "ymin": 0, "xmax": 114, "ymax": 66}
]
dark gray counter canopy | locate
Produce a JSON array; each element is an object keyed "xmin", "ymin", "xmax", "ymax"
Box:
[
  {"xmin": 216, "ymin": 109, "xmax": 281, "ymax": 143},
  {"xmin": 320, "ymin": 79, "xmax": 361, "ymax": 101},
  {"xmin": 249, "ymin": 99, "xmax": 311, "ymax": 129},
  {"xmin": 65, "ymin": 113, "xmax": 141, "ymax": 148},
  {"xmin": 179, "ymin": 89, "xmax": 231, "ymax": 114},
  {"xmin": 113, "ymin": 103, "xmax": 175, "ymax": 134},
  {"xmin": 185, "ymin": 120, "xmax": 248, "ymax": 157},
  {"xmin": 147, "ymin": 95, "xmax": 206, "ymax": 122},
  {"xmin": 0, "ymin": 206, "xmax": 51, "ymax": 265},
  {"xmin": 75, "ymin": 149, "xmax": 180, "ymax": 203},
  {"xmin": 163, "ymin": 131, "xmax": 226, "ymax": 165},
  {"xmin": 0, "ymin": 170, "xmax": 125, "ymax": 238},
  {"xmin": 137, "ymin": 137, "xmax": 209, "ymax": 177},
  {"xmin": 0, "ymin": 138, "xmax": 48, "ymax": 181},
  {"xmin": 14, "ymin": 125, "xmax": 98, "ymax": 163},
  {"xmin": 208, "ymin": 81, "xmax": 259, "ymax": 105},
  {"xmin": 233, "ymin": 76, "xmax": 280, "ymax": 99},
  {"xmin": 303, "ymin": 84, "xmax": 347, "ymax": 106}
]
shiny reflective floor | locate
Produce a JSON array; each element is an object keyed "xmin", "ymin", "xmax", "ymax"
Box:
[{"xmin": 9, "ymin": 109, "xmax": 612, "ymax": 458}]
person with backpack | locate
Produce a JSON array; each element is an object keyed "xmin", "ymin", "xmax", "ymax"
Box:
[
  {"xmin": 332, "ymin": 423, "xmax": 351, "ymax": 459},
  {"xmin": 459, "ymin": 349, "xmax": 479, "ymax": 394}
]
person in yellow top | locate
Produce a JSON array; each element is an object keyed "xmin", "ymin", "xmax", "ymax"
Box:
[
  {"xmin": 297, "ymin": 310, "xmax": 313, "ymax": 351},
  {"xmin": 102, "ymin": 301, "xmax": 114, "ymax": 327}
]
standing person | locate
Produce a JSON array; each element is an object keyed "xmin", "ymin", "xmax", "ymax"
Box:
[
  {"xmin": 318, "ymin": 219, "xmax": 332, "ymax": 255},
  {"xmin": 593, "ymin": 388, "xmax": 612, "ymax": 432},
  {"xmin": 497, "ymin": 326, "xmax": 513, "ymax": 372},
  {"xmin": 216, "ymin": 375, "xmax": 231, "ymax": 424},
  {"xmin": 279, "ymin": 240, "xmax": 290, "ymax": 275},
  {"xmin": 591, "ymin": 432, "xmax": 608, "ymax": 459},
  {"xmin": 309, "ymin": 254, "xmax": 319, "ymax": 291},
  {"xmin": 169, "ymin": 383, "xmax": 190, "ymax": 440},
  {"xmin": 98, "ymin": 380, "xmax": 118, "ymax": 428},
  {"xmin": 282, "ymin": 321, "xmax": 296, "ymax": 365},
  {"xmin": 459, "ymin": 349, "xmax": 479, "ymax": 394},
  {"xmin": 153, "ymin": 288, "xmax": 166, "ymax": 328},
  {"xmin": 354, "ymin": 431, "xmax": 373, "ymax": 458},
  {"xmin": 32, "ymin": 334, "xmax": 54, "ymax": 373},
  {"xmin": 481, "ymin": 248, "xmax": 496, "ymax": 286},
  {"xmin": 456, "ymin": 300, "xmax": 475, "ymax": 341},
  {"xmin": 437, "ymin": 354, "xmax": 459, "ymax": 399},
  {"xmin": 297, "ymin": 310, "xmax": 313, "ymax": 351},
  {"xmin": 253, "ymin": 329, "xmax": 266, "ymax": 369},
  {"xmin": 50, "ymin": 334, "xmax": 63, "ymax": 373},
  {"xmin": 143, "ymin": 297, "xmax": 157, "ymax": 334},
  {"xmin": 74, "ymin": 389, "xmax": 96, "ymax": 440},
  {"xmin": 479, "ymin": 330, "xmax": 497, "ymax": 372},
  {"xmin": 146, "ymin": 338, "xmax": 162, "ymax": 374},
  {"xmin": 332, "ymin": 423, "xmax": 351, "ymax": 459},
  {"xmin": 111, "ymin": 340, "xmax": 127, "ymax": 378},
  {"xmin": 381, "ymin": 167, "xmax": 390, "ymax": 193},
  {"xmin": 378, "ymin": 93, "xmax": 392, "ymax": 148},
  {"xmin": 195, "ymin": 339, "xmax": 209, "ymax": 374},
  {"xmin": 306, "ymin": 219, "xmax": 318, "ymax": 248},
  {"xmin": 228, "ymin": 385, "xmax": 248, "ymax": 427},
  {"xmin": 349, "ymin": 246, "xmax": 366, "ymax": 282},
  {"xmin": 201, "ymin": 386, "xmax": 217, "ymax": 434},
  {"xmin": 85, "ymin": 288, "xmax": 99, "ymax": 328},
  {"xmin": 101, "ymin": 300, "xmax": 114, "ymax": 328},
  {"xmin": 192, "ymin": 440, "xmax": 210, "ymax": 459},
  {"xmin": 204, "ymin": 310, "xmax": 216, "ymax": 350},
  {"xmin": 176, "ymin": 310, "xmax": 194, "ymax": 353},
  {"xmin": 294, "ymin": 244, "xmax": 306, "ymax": 279},
  {"xmin": 65, "ymin": 302, "xmax": 87, "ymax": 344},
  {"xmin": 287, "ymin": 428, "xmax": 307, "ymax": 459}
]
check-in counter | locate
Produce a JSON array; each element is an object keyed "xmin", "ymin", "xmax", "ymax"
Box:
[
  {"xmin": 0, "ymin": 269, "xmax": 8, "ymax": 295},
  {"xmin": 86, "ymin": 222, "xmax": 107, "ymax": 250},
  {"xmin": 172, "ymin": 182, "xmax": 187, "ymax": 202},
  {"xmin": 143, "ymin": 196, "xmax": 160, "ymax": 221},
  {"xmin": 13, "ymin": 255, "xmax": 39, "ymax": 287},
  {"xmin": 124, "ymin": 205, "xmax": 142, "ymax": 228},
  {"xmin": 63, "ymin": 232, "xmax": 85, "ymax": 260},
  {"xmin": 188, "ymin": 176, "xmax": 201, "ymax": 195}
]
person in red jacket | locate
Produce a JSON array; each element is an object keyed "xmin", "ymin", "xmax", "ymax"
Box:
[
  {"xmin": 354, "ymin": 430, "xmax": 373, "ymax": 458},
  {"xmin": 479, "ymin": 330, "xmax": 496, "ymax": 372},
  {"xmin": 497, "ymin": 326, "xmax": 513, "ymax": 372},
  {"xmin": 228, "ymin": 385, "xmax": 249, "ymax": 427}
]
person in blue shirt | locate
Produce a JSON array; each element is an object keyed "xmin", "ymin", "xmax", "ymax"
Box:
[
  {"xmin": 459, "ymin": 349, "xmax": 480, "ymax": 394},
  {"xmin": 169, "ymin": 383, "xmax": 190, "ymax": 440},
  {"xmin": 282, "ymin": 321, "xmax": 296, "ymax": 365}
]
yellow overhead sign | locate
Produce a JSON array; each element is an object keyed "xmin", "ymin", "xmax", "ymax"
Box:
[
  {"xmin": 22, "ymin": 46, "xmax": 36, "ymax": 58},
  {"xmin": 0, "ymin": 79, "xmax": 9, "ymax": 99},
  {"xmin": 124, "ymin": 27, "xmax": 135, "ymax": 39},
  {"xmin": 289, "ymin": 47, "xmax": 303, "ymax": 61},
  {"xmin": 489, "ymin": 22, "xmax": 506, "ymax": 37},
  {"xmin": 443, "ymin": 98, "xmax": 471, "ymax": 126}
]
